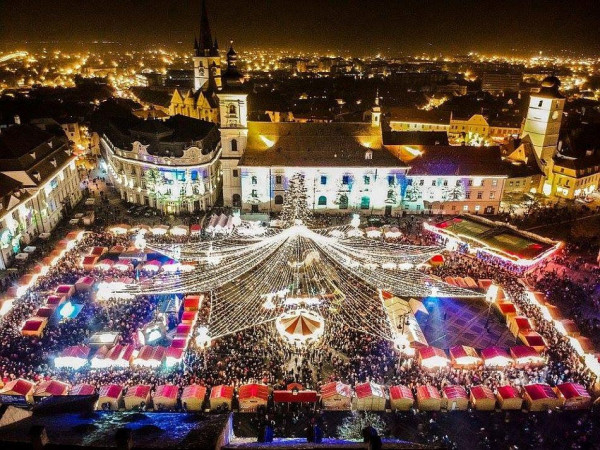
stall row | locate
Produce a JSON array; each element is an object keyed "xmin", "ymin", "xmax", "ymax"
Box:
[
  {"xmin": 1, "ymin": 231, "xmax": 85, "ymax": 318},
  {"xmin": 0, "ymin": 379, "xmax": 591, "ymax": 413}
]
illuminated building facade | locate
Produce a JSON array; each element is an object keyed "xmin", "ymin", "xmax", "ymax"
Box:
[
  {"xmin": 521, "ymin": 76, "xmax": 566, "ymax": 195},
  {"xmin": 230, "ymin": 100, "xmax": 511, "ymax": 216},
  {"xmin": 0, "ymin": 125, "xmax": 81, "ymax": 269},
  {"xmin": 100, "ymin": 115, "xmax": 221, "ymax": 214}
]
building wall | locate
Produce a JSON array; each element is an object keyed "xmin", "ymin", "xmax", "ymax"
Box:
[
  {"xmin": 238, "ymin": 169, "xmax": 505, "ymax": 216},
  {"xmin": 100, "ymin": 136, "xmax": 221, "ymax": 214},
  {"xmin": 0, "ymin": 158, "xmax": 81, "ymax": 269},
  {"xmin": 551, "ymin": 165, "xmax": 600, "ymax": 199}
]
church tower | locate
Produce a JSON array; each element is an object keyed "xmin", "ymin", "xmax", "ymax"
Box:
[
  {"xmin": 521, "ymin": 76, "xmax": 565, "ymax": 194},
  {"xmin": 371, "ymin": 89, "xmax": 382, "ymax": 127},
  {"xmin": 193, "ymin": 0, "xmax": 221, "ymax": 91},
  {"xmin": 218, "ymin": 41, "xmax": 248, "ymax": 208}
]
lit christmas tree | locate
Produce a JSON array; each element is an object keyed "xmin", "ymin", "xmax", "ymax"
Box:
[{"xmin": 280, "ymin": 172, "xmax": 312, "ymax": 226}]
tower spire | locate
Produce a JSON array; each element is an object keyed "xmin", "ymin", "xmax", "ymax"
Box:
[{"xmin": 199, "ymin": 0, "xmax": 213, "ymax": 55}]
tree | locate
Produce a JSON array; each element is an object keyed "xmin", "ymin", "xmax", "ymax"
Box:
[
  {"xmin": 337, "ymin": 411, "xmax": 386, "ymax": 441},
  {"xmin": 280, "ymin": 173, "xmax": 312, "ymax": 226}
]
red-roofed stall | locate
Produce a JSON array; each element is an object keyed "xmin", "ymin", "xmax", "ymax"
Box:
[
  {"xmin": 418, "ymin": 346, "xmax": 450, "ymax": 370},
  {"xmin": 0, "ymin": 378, "xmax": 35, "ymax": 403},
  {"xmin": 320, "ymin": 381, "xmax": 352, "ymax": 410},
  {"xmin": 510, "ymin": 346, "xmax": 545, "ymax": 367},
  {"xmin": 389, "ymin": 385, "xmax": 414, "ymax": 411},
  {"xmin": 124, "ymin": 385, "xmax": 151, "ymax": 410},
  {"xmin": 523, "ymin": 384, "xmax": 562, "ymax": 411},
  {"xmin": 442, "ymin": 385, "xmax": 469, "ymax": 411},
  {"xmin": 96, "ymin": 385, "xmax": 123, "ymax": 411},
  {"xmin": 69, "ymin": 384, "xmax": 96, "ymax": 396},
  {"xmin": 469, "ymin": 385, "xmax": 496, "ymax": 411},
  {"xmin": 352, "ymin": 382, "xmax": 386, "ymax": 411},
  {"xmin": 75, "ymin": 276, "xmax": 95, "ymax": 292},
  {"xmin": 183, "ymin": 384, "xmax": 208, "ymax": 411},
  {"xmin": 556, "ymin": 383, "xmax": 591, "ymax": 410},
  {"xmin": 183, "ymin": 295, "xmax": 202, "ymax": 311},
  {"xmin": 481, "ymin": 347, "xmax": 513, "ymax": 368},
  {"xmin": 153, "ymin": 384, "xmax": 179, "ymax": 411},
  {"xmin": 519, "ymin": 331, "xmax": 546, "ymax": 352},
  {"xmin": 238, "ymin": 384, "xmax": 269, "ymax": 412},
  {"xmin": 449, "ymin": 345, "xmax": 482, "ymax": 368},
  {"xmin": 208, "ymin": 384, "xmax": 232, "ymax": 411},
  {"xmin": 496, "ymin": 385, "xmax": 523, "ymax": 410},
  {"xmin": 34, "ymin": 380, "xmax": 70, "ymax": 398},
  {"xmin": 416, "ymin": 385, "xmax": 441, "ymax": 411}
]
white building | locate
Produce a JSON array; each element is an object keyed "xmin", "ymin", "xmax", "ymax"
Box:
[
  {"xmin": 0, "ymin": 125, "xmax": 81, "ymax": 269},
  {"xmin": 100, "ymin": 115, "xmax": 221, "ymax": 214}
]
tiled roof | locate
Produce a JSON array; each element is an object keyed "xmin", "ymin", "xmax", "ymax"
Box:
[{"xmin": 239, "ymin": 122, "xmax": 404, "ymax": 168}]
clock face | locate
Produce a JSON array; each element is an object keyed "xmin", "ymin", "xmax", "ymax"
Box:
[{"xmin": 552, "ymin": 111, "xmax": 559, "ymax": 120}]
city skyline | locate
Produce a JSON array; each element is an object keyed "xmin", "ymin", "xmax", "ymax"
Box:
[{"xmin": 1, "ymin": 0, "xmax": 600, "ymax": 56}]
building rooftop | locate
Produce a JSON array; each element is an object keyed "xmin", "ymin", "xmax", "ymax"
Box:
[
  {"xmin": 395, "ymin": 145, "xmax": 511, "ymax": 176},
  {"xmin": 239, "ymin": 122, "xmax": 404, "ymax": 168}
]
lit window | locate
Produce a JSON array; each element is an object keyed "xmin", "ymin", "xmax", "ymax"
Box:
[
  {"xmin": 492, "ymin": 179, "xmax": 498, "ymax": 187},
  {"xmin": 475, "ymin": 205, "xmax": 480, "ymax": 211},
  {"xmin": 489, "ymin": 192, "xmax": 495, "ymax": 199},
  {"xmin": 463, "ymin": 205, "xmax": 469, "ymax": 211}
]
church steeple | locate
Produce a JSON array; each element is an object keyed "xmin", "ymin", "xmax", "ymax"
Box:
[
  {"xmin": 199, "ymin": 0, "xmax": 214, "ymax": 56},
  {"xmin": 371, "ymin": 88, "xmax": 381, "ymax": 127}
]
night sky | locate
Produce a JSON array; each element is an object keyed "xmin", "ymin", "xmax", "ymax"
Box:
[{"xmin": 1, "ymin": 0, "xmax": 600, "ymax": 55}]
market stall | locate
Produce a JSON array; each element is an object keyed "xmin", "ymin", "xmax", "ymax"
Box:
[
  {"xmin": 54, "ymin": 345, "xmax": 90, "ymax": 370},
  {"xmin": 75, "ymin": 276, "xmax": 95, "ymax": 292},
  {"xmin": 510, "ymin": 346, "xmax": 545, "ymax": 367},
  {"xmin": 523, "ymin": 384, "xmax": 562, "ymax": 411},
  {"xmin": 34, "ymin": 380, "xmax": 70, "ymax": 398},
  {"xmin": 416, "ymin": 385, "xmax": 441, "ymax": 411},
  {"xmin": 389, "ymin": 385, "xmax": 414, "ymax": 411},
  {"xmin": 442, "ymin": 385, "xmax": 469, "ymax": 411},
  {"xmin": 518, "ymin": 331, "xmax": 547, "ymax": 352},
  {"xmin": 320, "ymin": 381, "xmax": 352, "ymax": 410},
  {"xmin": 352, "ymin": 382, "xmax": 386, "ymax": 411},
  {"xmin": 555, "ymin": 383, "xmax": 591, "ymax": 410},
  {"xmin": 21, "ymin": 318, "xmax": 47, "ymax": 337},
  {"xmin": 0, "ymin": 378, "xmax": 35, "ymax": 404},
  {"xmin": 418, "ymin": 346, "xmax": 450, "ymax": 370},
  {"xmin": 481, "ymin": 347, "xmax": 513, "ymax": 368},
  {"xmin": 208, "ymin": 385, "xmax": 232, "ymax": 411},
  {"xmin": 69, "ymin": 384, "xmax": 96, "ymax": 396},
  {"xmin": 180, "ymin": 384, "xmax": 207, "ymax": 411},
  {"xmin": 469, "ymin": 385, "xmax": 496, "ymax": 411},
  {"xmin": 449, "ymin": 345, "xmax": 482, "ymax": 368},
  {"xmin": 238, "ymin": 383, "xmax": 269, "ymax": 412},
  {"xmin": 153, "ymin": 384, "xmax": 179, "ymax": 411},
  {"xmin": 96, "ymin": 385, "xmax": 123, "ymax": 410},
  {"xmin": 124, "ymin": 385, "xmax": 151, "ymax": 410},
  {"xmin": 496, "ymin": 385, "xmax": 523, "ymax": 410}
]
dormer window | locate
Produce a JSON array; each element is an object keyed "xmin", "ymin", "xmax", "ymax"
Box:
[{"xmin": 365, "ymin": 150, "xmax": 373, "ymax": 160}]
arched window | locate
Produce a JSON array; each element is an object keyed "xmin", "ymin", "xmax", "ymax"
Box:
[
  {"xmin": 232, "ymin": 194, "xmax": 241, "ymax": 207},
  {"xmin": 229, "ymin": 104, "xmax": 237, "ymax": 115},
  {"xmin": 231, "ymin": 139, "xmax": 238, "ymax": 152},
  {"xmin": 360, "ymin": 196, "xmax": 370, "ymax": 210},
  {"xmin": 274, "ymin": 195, "xmax": 283, "ymax": 205},
  {"xmin": 339, "ymin": 195, "xmax": 348, "ymax": 209},
  {"xmin": 318, "ymin": 195, "xmax": 327, "ymax": 206}
]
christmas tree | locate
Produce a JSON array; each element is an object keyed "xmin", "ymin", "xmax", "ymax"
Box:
[{"xmin": 280, "ymin": 172, "xmax": 312, "ymax": 226}]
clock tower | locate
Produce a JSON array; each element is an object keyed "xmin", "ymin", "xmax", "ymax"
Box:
[{"xmin": 522, "ymin": 76, "xmax": 565, "ymax": 194}]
